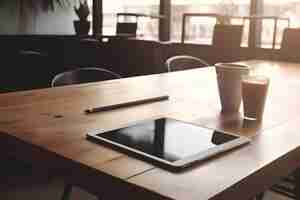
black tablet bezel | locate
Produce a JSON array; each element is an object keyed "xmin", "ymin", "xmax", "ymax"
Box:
[{"xmin": 86, "ymin": 117, "xmax": 251, "ymax": 172}]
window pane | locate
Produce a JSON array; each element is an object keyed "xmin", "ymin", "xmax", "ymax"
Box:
[
  {"xmin": 262, "ymin": 0, "xmax": 298, "ymax": 48},
  {"xmin": 103, "ymin": 0, "xmax": 159, "ymax": 40},
  {"xmin": 87, "ymin": 0, "xmax": 93, "ymax": 34},
  {"xmin": 171, "ymin": 0, "xmax": 250, "ymax": 44}
]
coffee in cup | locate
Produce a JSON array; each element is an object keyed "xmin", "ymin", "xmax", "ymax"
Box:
[{"xmin": 242, "ymin": 75, "xmax": 270, "ymax": 121}]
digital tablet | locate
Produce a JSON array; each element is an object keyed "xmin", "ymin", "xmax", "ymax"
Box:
[{"xmin": 86, "ymin": 118, "xmax": 250, "ymax": 172}]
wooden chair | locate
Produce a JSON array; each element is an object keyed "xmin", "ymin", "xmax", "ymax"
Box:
[
  {"xmin": 279, "ymin": 28, "xmax": 300, "ymax": 62},
  {"xmin": 165, "ymin": 55, "xmax": 210, "ymax": 72},
  {"xmin": 52, "ymin": 67, "xmax": 121, "ymax": 200},
  {"xmin": 271, "ymin": 175, "xmax": 296, "ymax": 199},
  {"xmin": 116, "ymin": 22, "xmax": 138, "ymax": 36},
  {"xmin": 51, "ymin": 67, "xmax": 121, "ymax": 87},
  {"xmin": 269, "ymin": 169, "xmax": 300, "ymax": 200},
  {"xmin": 212, "ymin": 24, "xmax": 244, "ymax": 49},
  {"xmin": 6, "ymin": 50, "xmax": 51, "ymax": 92},
  {"xmin": 116, "ymin": 13, "xmax": 138, "ymax": 37}
]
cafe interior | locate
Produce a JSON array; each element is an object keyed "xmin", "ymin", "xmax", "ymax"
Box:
[{"xmin": 1, "ymin": 0, "xmax": 300, "ymax": 200}]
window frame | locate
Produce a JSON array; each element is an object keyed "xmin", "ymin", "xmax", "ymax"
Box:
[{"xmin": 94, "ymin": 0, "xmax": 292, "ymax": 48}]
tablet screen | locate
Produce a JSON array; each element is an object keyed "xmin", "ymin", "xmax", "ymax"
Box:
[{"xmin": 95, "ymin": 118, "xmax": 239, "ymax": 162}]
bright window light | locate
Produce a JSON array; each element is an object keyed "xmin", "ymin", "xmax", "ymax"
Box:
[{"xmin": 103, "ymin": 0, "xmax": 159, "ymax": 39}]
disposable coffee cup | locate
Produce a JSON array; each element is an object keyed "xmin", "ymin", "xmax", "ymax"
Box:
[
  {"xmin": 215, "ymin": 63, "xmax": 250, "ymax": 113},
  {"xmin": 242, "ymin": 75, "xmax": 270, "ymax": 121}
]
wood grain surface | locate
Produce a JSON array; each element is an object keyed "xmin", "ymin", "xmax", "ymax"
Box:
[{"xmin": 1, "ymin": 60, "xmax": 300, "ymax": 200}]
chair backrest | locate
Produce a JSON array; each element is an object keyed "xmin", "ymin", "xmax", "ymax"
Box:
[
  {"xmin": 165, "ymin": 55, "xmax": 210, "ymax": 72},
  {"xmin": 51, "ymin": 67, "xmax": 121, "ymax": 87},
  {"xmin": 18, "ymin": 50, "xmax": 48, "ymax": 67},
  {"xmin": 280, "ymin": 28, "xmax": 300, "ymax": 62},
  {"xmin": 212, "ymin": 24, "xmax": 244, "ymax": 49},
  {"xmin": 116, "ymin": 22, "xmax": 138, "ymax": 36},
  {"xmin": 9, "ymin": 50, "xmax": 52, "ymax": 91}
]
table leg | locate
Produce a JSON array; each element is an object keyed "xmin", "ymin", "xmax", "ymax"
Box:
[{"xmin": 61, "ymin": 184, "xmax": 73, "ymax": 200}]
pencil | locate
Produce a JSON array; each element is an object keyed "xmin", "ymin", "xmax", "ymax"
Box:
[{"xmin": 85, "ymin": 95, "xmax": 169, "ymax": 114}]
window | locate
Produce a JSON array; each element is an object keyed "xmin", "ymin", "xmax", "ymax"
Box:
[
  {"xmin": 103, "ymin": 0, "xmax": 160, "ymax": 40},
  {"xmin": 260, "ymin": 0, "xmax": 298, "ymax": 48},
  {"xmin": 87, "ymin": 0, "xmax": 93, "ymax": 34},
  {"xmin": 171, "ymin": 0, "xmax": 251, "ymax": 44}
]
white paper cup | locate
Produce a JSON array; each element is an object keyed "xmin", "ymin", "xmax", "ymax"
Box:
[{"xmin": 215, "ymin": 63, "xmax": 250, "ymax": 113}]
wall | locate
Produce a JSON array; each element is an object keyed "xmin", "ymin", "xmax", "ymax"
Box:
[
  {"xmin": 34, "ymin": 6, "xmax": 77, "ymax": 35},
  {"xmin": 0, "ymin": 1, "xmax": 77, "ymax": 35},
  {"xmin": 0, "ymin": 1, "xmax": 18, "ymax": 34}
]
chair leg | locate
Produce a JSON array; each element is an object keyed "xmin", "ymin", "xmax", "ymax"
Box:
[
  {"xmin": 248, "ymin": 192, "xmax": 265, "ymax": 200},
  {"xmin": 61, "ymin": 184, "xmax": 73, "ymax": 200},
  {"xmin": 294, "ymin": 169, "xmax": 300, "ymax": 200},
  {"xmin": 255, "ymin": 192, "xmax": 265, "ymax": 200},
  {"xmin": 62, "ymin": 183, "xmax": 103, "ymax": 200}
]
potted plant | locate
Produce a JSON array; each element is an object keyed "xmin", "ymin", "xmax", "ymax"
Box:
[
  {"xmin": 217, "ymin": 15, "xmax": 231, "ymax": 25},
  {"xmin": 215, "ymin": 0, "xmax": 237, "ymax": 25},
  {"xmin": 73, "ymin": 0, "xmax": 90, "ymax": 35}
]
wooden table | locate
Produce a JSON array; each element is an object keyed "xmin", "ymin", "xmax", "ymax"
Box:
[{"xmin": 1, "ymin": 60, "xmax": 300, "ymax": 200}]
